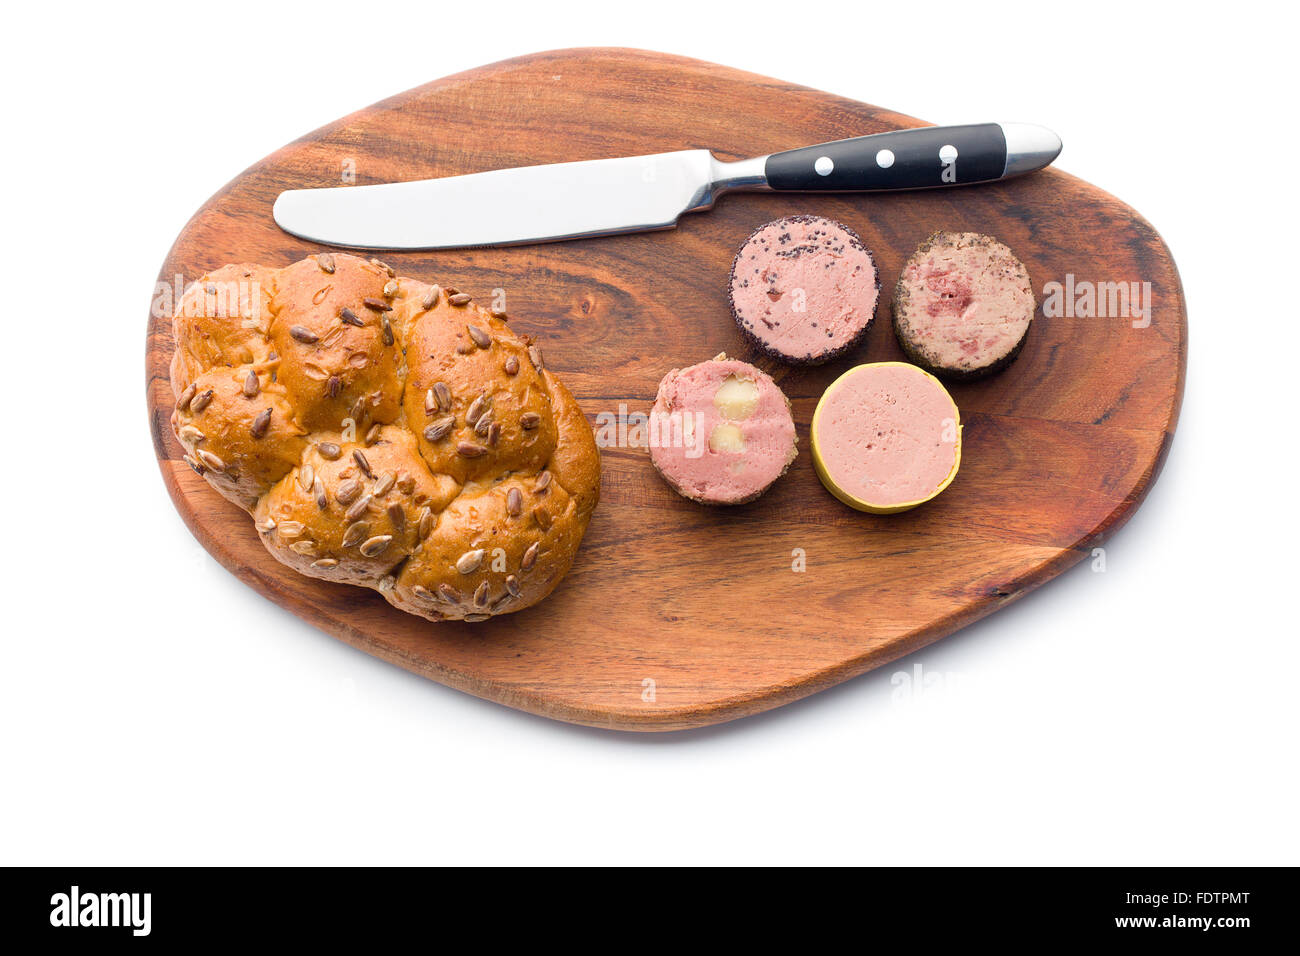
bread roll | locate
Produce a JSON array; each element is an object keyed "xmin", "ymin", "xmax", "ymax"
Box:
[{"xmin": 170, "ymin": 253, "xmax": 600, "ymax": 622}]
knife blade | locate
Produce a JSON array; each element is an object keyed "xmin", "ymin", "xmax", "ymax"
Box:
[{"xmin": 272, "ymin": 122, "xmax": 1061, "ymax": 250}]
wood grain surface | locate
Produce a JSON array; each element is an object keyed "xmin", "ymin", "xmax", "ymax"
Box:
[{"xmin": 145, "ymin": 48, "xmax": 1187, "ymax": 731}]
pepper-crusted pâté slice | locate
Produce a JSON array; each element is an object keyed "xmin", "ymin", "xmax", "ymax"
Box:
[{"xmin": 728, "ymin": 215, "xmax": 879, "ymax": 365}]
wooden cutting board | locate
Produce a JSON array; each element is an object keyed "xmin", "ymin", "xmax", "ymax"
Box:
[{"xmin": 145, "ymin": 48, "xmax": 1186, "ymax": 731}]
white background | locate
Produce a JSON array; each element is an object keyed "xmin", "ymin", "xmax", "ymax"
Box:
[{"xmin": 2, "ymin": 1, "xmax": 1295, "ymax": 865}]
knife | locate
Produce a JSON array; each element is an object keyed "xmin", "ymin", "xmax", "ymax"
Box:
[{"xmin": 272, "ymin": 122, "xmax": 1061, "ymax": 250}]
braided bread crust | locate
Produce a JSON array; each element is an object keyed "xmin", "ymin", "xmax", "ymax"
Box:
[{"xmin": 170, "ymin": 254, "xmax": 600, "ymax": 621}]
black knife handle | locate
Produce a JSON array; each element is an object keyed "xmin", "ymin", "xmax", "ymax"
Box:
[{"xmin": 764, "ymin": 123, "xmax": 1008, "ymax": 191}]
